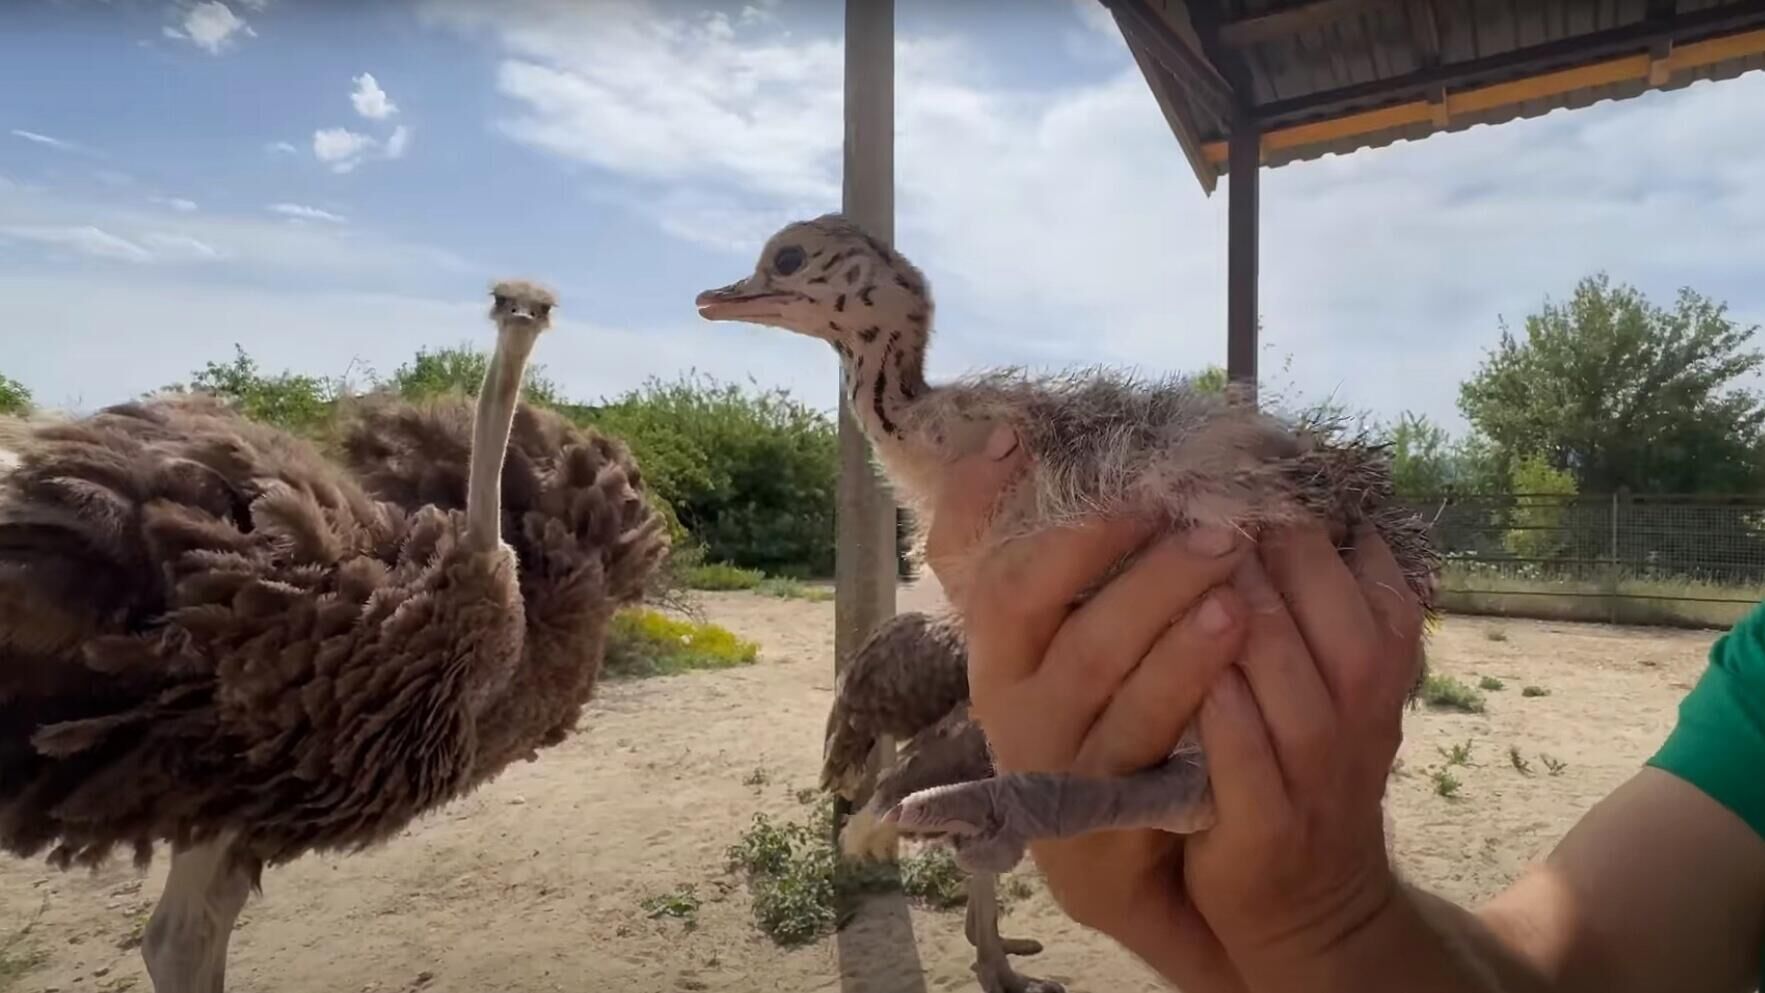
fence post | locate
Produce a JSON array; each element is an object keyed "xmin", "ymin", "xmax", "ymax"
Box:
[{"xmin": 1606, "ymin": 492, "xmax": 1621, "ymax": 624}]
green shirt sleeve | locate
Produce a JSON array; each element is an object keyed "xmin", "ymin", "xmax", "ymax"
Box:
[{"xmin": 1647, "ymin": 602, "xmax": 1765, "ymax": 841}]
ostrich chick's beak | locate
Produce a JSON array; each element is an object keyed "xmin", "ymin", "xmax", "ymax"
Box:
[{"xmin": 696, "ymin": 276, "xmax": 785, "ymax": 322}]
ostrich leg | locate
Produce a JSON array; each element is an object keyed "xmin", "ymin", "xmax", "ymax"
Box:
[
  {"xmin": 967, "ymin": 872, "xmax": 1064, "ymax": 993},
  {"xmin": 142, "ymin": 833, "xmax": 254, "ymax": 993},
  {"xmin": 891, "ymin": 735, "xmax": 1213, "ymax": 874}
]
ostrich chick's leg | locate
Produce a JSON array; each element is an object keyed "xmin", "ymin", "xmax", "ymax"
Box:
[
  {"xmin": 967, "ymin": 872, "xmax": 1065, "ymax": 993},
  {"xmin": 890, "ymin": 736, "xmax": 1212, "ymax": 874},
  {"xmin": 142, "ymin": 834, "xmax": 255, "ymax": 993}
]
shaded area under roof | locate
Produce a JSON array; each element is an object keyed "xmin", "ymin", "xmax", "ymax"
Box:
[{"xmin": 1105, "ymin": 0, "xmax": 1765, "ymax": 191}]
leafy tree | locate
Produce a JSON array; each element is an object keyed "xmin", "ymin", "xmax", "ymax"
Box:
[
  {"xmin": 1459, "ymin": 273, "xmax": 1765, "ymax": 494},
  {"xmin": 1503, "ymin": 452, "xmax": 1578, "ymax": 561},
  {"xmin": 0, "ymin": 374, "xmax": 30, "ymax": 416}
]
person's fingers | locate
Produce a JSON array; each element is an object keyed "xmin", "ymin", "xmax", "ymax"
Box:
[
  {"xmin": 1072, "ymin": 585, "xmax": 1248, "ymax": 777},
  {"xmin": 1025, "ymin": 526, "xmax": 1247, "ymax": 751},
  {"xmin": 1197, "ymin": 667, "xmax": 1292, "ymax": 832},
  {"xmin": 1257, "ymin": 522, "xmax": 1380, "ymax": 705},
  {"xmin": 965, "ymin": 512, "xmax": 1160, "ymax": 700},
  {"xmin": 1229, "ymin": 556, "xmax": 1339, "ymax": 791},
  {"xmin": 1345, "ymin": 524, "xmax": 1426, "ymax": 652},
  {"xmin": 923, "ymin": 423, "xmax": 1029, "ymax": 602}
]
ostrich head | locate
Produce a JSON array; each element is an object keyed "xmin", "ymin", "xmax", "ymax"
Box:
[
  {"xmin": 489, "ymin": 279, "xmax": 557, "ymax": 337},
  {"xmin": 695, "ymin": 214, "xmax": 932, "ymax": 354}
]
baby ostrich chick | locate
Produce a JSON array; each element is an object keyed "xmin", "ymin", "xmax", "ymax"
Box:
[
  {"xmin": 824, "ymin": 611, "xmax": 1062, "ymax": 993},
  {"xmin": 698, "ymin": 215, "xmax": 1439, "ymax": 874}
]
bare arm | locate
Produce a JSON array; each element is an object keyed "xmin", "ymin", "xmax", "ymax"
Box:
[{"xmin": 1272, "ymin": 768, "xmax": 1765, "ymax": 993}]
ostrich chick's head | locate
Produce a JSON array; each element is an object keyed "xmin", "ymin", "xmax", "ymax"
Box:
[
  {"xmin": 489, "ymin": 279, "xmax": 557, "ymax": 337},
  {"xmin": 695, "ymin": 214, "xmax": 931, "ymax": 353}
]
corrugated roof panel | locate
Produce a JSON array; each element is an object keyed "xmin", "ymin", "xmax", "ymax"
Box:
[{"xmin": 1114, "ymin": 0, "xmax": 1765, "ymax": 188}]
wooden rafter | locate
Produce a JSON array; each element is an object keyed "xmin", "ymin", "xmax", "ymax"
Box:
[{"xmin": 1218, "ymin": 0, "xmax": 1399, "ymax": 47}]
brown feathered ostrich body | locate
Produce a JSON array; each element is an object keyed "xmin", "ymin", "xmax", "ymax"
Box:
[
  {"xmin": 0, "ymin": 281, "xmax": 668, "ymax": 993},
  {"xmin": 699, "ymin": 215, "xmax": 1439, "ymax": 876},
  {"xmin": 823, "ymin": 610, "xmax": 1063, "ymax": 993}
]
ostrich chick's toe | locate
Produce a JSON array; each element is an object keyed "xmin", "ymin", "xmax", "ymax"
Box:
[
  {"xmin": 975, "ymin": 960, "xmax": 1067, "ymax": 993},
  {"xmin": 890, "ymin": 750, "xmax": 1215, "ymax": 873}
]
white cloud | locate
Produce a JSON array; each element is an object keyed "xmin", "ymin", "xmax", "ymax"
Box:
[
  {"xmin": 312, "ymin": 127, "xmax": 375, "ymax": 172},
  {"xmin": 149, "ymin": 195, "xmax": 200, "ymax": 212},
  {"xmin": 267, "ymin": 140, "xmax": 300, "ymax": 155},
  {"xmin": 384, "ymin": 124, "xmax": 412, "ymax": 160},
  {"xmin": 142, "ymin": 232, "xmax": 223, "ymax": 260},
  {"xmin": 351, "ymin": 72, "xmax": 399, "ymax": 120},
  {"xmin": 267, "ymin": 202, "xmax": 347, "ymax": 223},
  {"xmin": 165, "ymin": 1, "xmax": 256, "ymax": 54},
  {"xmin": 423, "ymin": 0, "xmax": 1765, "ymax": 431},
  {"xmin": 10, "ymin": 129, "xmax": 79, "ymax": 152},
  {"xmin": 0, "ymin": 225, "xmax": 153, "ymax": 262}
]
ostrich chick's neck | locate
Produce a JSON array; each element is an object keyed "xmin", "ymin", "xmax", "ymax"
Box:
[{"xmin": 825, "ymin": 284, "xmax": 976, "ymax": 508}]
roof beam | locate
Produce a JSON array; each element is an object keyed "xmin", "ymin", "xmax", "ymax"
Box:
[
  {"xmin": 1219, "ymin": 0, "xmax": 1399, "ymax": 47},
  {"xmin": 1101, "ymin": 0, "xmax": 1239, "ymax": 122},
  {"xmin": 1252, "ymin": 1, "xmax": 1765, "ymax": 128}
]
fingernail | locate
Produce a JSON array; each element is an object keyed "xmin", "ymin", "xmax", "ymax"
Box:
[
  {"xmin": 1193, "ymin": 593, "xmax": 1233, "ymax": 635},
  {"xmin": 1186, "ymin": 525, "xmax": 1236, "ymax": 557},
  {"xmin": 984, "ymin": 424, "xmax": 1019, "ymax": 460}
]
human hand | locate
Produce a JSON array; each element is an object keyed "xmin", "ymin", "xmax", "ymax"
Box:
[
  {"xmin": 921, "ymin": 425, "xmax": 1255, "ymax": 992},
  {"xmin": 1181, "ymin": 523, "xmax": 1426, "ymax": 992}
]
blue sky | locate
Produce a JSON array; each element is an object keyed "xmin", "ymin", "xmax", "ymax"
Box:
[{"xmin": 4, "ymin": 0, "xmax": 1764, "ymax": 431}]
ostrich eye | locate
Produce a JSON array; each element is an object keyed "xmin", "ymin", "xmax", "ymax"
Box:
[
  {"xmin": 772, "ymin": 245, "xmax": 807, "ymax": 276},
  {"xmin": 492, "ymin": 293, "xmax": 508, "ymax": 308},
  {"xmin": 533, "ymin": 304, "xmax": 552, "ymax": 319}
]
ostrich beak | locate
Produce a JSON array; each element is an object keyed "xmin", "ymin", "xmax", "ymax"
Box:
[{"xmin": 696, "ymin": 276, "xmax": 787, "ymax": 322}]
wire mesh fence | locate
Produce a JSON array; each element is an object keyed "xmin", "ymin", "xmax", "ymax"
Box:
[{"xmin": 1399, "ymin": 492, "xmax": 1765, "ymax": 628}]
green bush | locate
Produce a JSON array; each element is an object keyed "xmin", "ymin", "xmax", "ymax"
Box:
[
  {"xmin": 0, "ymin": 374, "xmax": 30, "ymax": 416},
  {"xmin": 387, "ymin": 343, "xmax": 563, "ymax": 407},
  {"xmin": 182, "ymin": 345, "xmax": 338, "ymax": 437},
  {"xmin": 601, "ymin": 608, "xmax": 759, "ymax": 678},
  {"xmin": 726, "ymin": 805, "xmax": 897, "ymax": 947},
  {"xmin": 682, "ymin": 562, "xmax": 766, "ymax": 591},
  {"xmin": 576, "ymin": 373, "xmax": 838, "ymax": 577},
  {"xmin": 756, "ymin": 577, "xmax": 833, "ymax": 602}
]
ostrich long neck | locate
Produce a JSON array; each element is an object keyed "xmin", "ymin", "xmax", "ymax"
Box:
[{"xmin": 465, "ymin": 326, "xmax": 539, "ymax": 553}]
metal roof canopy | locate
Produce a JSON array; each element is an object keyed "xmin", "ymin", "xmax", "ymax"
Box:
[{"xmin": 1101, "ymin": 0, "xmax": 1765, "ymax": 386}]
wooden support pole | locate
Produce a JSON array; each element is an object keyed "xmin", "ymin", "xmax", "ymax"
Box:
[
  {"xmin": 1226, "ymin": 122, "xmax": 1260, "ymax": 396},
  {"xmin": 833, "ymin": 0, "xmax": 898, "ymax": 836}
]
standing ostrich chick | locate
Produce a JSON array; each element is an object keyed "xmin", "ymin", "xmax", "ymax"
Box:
[
  {"xmin": 698, "ymin": 215, "xmax": 1439, "ymax": 874},
  {"xmin": 824, "ymin": 610, "xmax": 1064, "ymax": 993},
  {"xmin": 0, "ymin": 281, "xmax": 661, "ymax": 993}
]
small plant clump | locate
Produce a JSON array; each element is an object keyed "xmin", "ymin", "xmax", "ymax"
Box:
[
  {"xmin": 1479, "ymin": 675, "xmax": 1506, "ymax": 692},
  {"xmin": 1508, "ymin": 745, "xmax": 1533, "ymax": 775},
  {"xmin": 1438, "ymin": 740, "xmax": 1475, "ymax": 767},
  {"xmin": 640, "ymin": 885, "xmax": 703, "ymax": 928},
  {"xmin": 1522, "ymin": 685, "xmax": 1551, "ymax": 698},
  {"xmin": 1431, "ymin": 768, "xmax": 1463, "ymax": 798},
  {"xmin": 1541, "ymin": 754, "xmax": 1568, "ymax": 776},
  {"xmin": 755, "ymin": 577, "xmax": 834, "ymax": 602},
  {"xmin": 743, "ymin": 766, "xmax": 771, "ymax": 787},
  {"xmin": 1484, "ymin": 628, "xmax": 1510, "ymax": 643},
  {"xmin": 725, "ymin": 805, "xmax": 896, "ymax": 947},
  {"xmin": 898, "ymin": 847, "xmax": 967, "ymax": 910},
  {"xmin": 682, "ymin": 562, "xmax": 767, "ymax": 591},
  {"xmin": 602, "ymin": 608, "xmax": 760, "ymax": 678},
  {"xmin": 1421, "ymin": 674, "xmax": 1487, "ymax": 714}
]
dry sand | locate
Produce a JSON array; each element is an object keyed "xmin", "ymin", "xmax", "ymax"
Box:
[{"xmin": 0, "ymin": 578, "xmax": 1720, "ymax": 993}]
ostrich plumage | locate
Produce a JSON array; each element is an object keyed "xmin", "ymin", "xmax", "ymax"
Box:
[
  {"xmin": 0, "ymin": 280, "xmax": 669, "ymax": 992},
  {"xmin": 698, "ymin": 214, "xmax": 1440, "ymax": 875}
]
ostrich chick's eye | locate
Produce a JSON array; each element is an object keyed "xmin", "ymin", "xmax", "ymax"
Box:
[
  {"xmin": 772, "ymin": 245, "xmax": 807, "ymax": 276},
  {"xmin": 492, "ymin": 294, "xmax": 508, "ymax": 308}
]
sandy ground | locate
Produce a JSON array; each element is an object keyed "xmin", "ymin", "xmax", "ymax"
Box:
[{"xmin": 0, "ymin": 578, "xmax": 1721, "ymax": 993}]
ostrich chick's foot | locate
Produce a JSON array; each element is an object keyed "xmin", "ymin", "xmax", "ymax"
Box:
[
  {"xmin": 889, "ymin": 746, "xmax": 1213, "ymax": 874},
  {"xmin": 968, "ymin": 873, "xmax": 1065, "ymax": 993}
]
